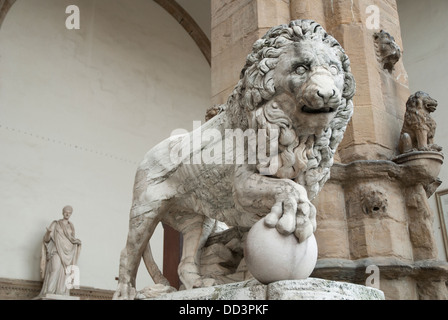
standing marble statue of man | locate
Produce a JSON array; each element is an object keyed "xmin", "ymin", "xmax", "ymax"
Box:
[{"xmin": 37, "ymin": 205, "xmax": 82, "ymax": 298}]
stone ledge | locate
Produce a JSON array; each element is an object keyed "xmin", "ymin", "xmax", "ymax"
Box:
[
  {"xmin": 267, "ymin": 279, "xmax": 384, "ymax": 300},
  {"xmin": 330, "ymin": 156, "xmax": 443, "ymax": 187},
  {"xmin": 147, "ymin": 278, "xmax": 384, "ymax": 300},
  {"xmin": 312, "ymin": 257, "xmax": 448, "ymax": 283},
  {"xmin": 0, "ymin": 277, "xmax": 114, "ymax": 300}
]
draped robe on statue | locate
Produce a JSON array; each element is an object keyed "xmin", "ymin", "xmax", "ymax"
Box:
[{"xmin": 38, "ymin": 219, "xmax": 81, "ymax": 297}]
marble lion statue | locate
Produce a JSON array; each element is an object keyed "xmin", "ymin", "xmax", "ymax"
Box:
[
  {"xmin": 113, "ymin": 19, "xmax": 356, "ymax": 300},
  {"xmin": 399, "ymin": 91, "xmax": 442, "ymax": 154}
]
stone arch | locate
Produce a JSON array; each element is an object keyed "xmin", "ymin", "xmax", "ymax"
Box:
[
  {"xmin": 0, "ymin": 0, "xmax": 210, "ymax": 66},
  {"xmin": 0, "ymin": 0, "xmax": 16, "ymax": 28},
  {"xmin": 154, "ymin": 0, "xmax": 210, "ymax": 66}
]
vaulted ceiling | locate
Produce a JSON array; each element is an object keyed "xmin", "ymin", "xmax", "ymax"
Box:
[{"xmin": 154, "ymin": 0, "xmax": 211, "ymax": 65}]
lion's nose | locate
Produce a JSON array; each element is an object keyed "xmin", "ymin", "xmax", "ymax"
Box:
[{"xmin": 316, "ymin": 89, "xmax": 336, "ymax": 104}]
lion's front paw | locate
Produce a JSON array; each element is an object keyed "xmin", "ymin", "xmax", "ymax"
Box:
[{"xmin": 264, "ymin": 183, "xmax": 316, "ymax": 242}]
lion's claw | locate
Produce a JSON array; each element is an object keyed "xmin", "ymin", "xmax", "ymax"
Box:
[
  {"xmin": 294, "ymin": 217, "xmax": 314, "ymax": 243},
  {"xmin": 265, "ymin": 202, "xmax": 282, "ymax": 228},
  {"xmin": 264, "ymin": 185, "xmax": 317, "ymax": 242}
]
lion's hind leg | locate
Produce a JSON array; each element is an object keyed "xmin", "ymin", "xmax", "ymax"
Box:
[
  {"xmin": 176, "ymin": 213, "xmax": 216, "ymax": 290},
  {"xmin": 113, "ymin": 209, "xmax": 162, "ymax": 300}
]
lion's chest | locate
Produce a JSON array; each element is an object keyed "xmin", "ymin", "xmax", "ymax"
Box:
[{"xmin": 175, "ymin": 164, "xmax": 235, "ymax": 211}]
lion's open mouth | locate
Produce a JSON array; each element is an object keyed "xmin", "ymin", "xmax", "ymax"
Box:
[
  {"xmin": 301, "ymin": 105, "xmax": 336, "ymax": 114},
  {"xmin": 425, "ymin": 102, "xmax": 437, "ymax": 112}
]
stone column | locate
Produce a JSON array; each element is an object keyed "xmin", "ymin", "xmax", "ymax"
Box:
[
  {"xmin": 211, "ymin": 0, "xmax": 290, "ymax": 106},
  {"xmin": 212, "ymin": 0, "xmax": 410, "ymax": 161},
  {"xmin": 313, "ymin": 181, "xmax": 350, "ymax": 260},
  {"xmin": 288, "ymin": 0, "xmax": 447, "ymax": 299},
  {"xmin": 210, "ymin": 0, "xmax": 448, "ymax": 300}
]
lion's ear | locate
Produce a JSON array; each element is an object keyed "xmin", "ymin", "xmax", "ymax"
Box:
[{"xmin": 342, "ymin": 72, "xmax": 356, "ymax": 100}]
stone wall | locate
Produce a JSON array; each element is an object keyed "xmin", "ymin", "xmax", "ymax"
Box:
[
  {"xmin": 211, "ymin": 0, "xmax": 290, "ymax": 106},
  {"xmin": 0, "ymin": 0, "xmax": 210, "ymax": 291}
]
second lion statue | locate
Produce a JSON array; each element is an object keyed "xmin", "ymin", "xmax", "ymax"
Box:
[{"xmin": 113, "ymin": 20, "xmax": 356, "ymax": 299}]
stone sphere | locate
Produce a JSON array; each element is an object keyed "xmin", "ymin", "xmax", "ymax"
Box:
[{"xmin": 244, "ymin": 218, "xmax": 318, "ymax": 284}]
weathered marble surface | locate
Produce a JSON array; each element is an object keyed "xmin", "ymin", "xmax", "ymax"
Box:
[
  {"xmin": 114, "ymin": 19, "xmax": 355, "ymax": 299},
  {"xmin": 36, "ymin": 206, "xmax": 81, "ymax": 299},
  {"xmin": 145, "ymin": 278, "xmax": 384, "ymax": 300}
]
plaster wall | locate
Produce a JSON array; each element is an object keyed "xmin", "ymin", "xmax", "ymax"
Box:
[{"xmin": 0, "ymin": 0, "xmax": 210, "ymax": 291}]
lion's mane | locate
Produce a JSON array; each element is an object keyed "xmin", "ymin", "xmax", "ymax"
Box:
[{"xmin": 215, "ymin": 20, "xmax": 355, "ymax": 200}]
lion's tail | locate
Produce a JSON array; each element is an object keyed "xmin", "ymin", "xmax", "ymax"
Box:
[{"xmin": 142, "ymin": 241, "xmax": 171, "ymax": 287}]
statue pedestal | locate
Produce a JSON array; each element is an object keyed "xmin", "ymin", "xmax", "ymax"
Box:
[
  {"xmin": 144, "ymin": 278, "xmax": 384, "ymax": 300},
  {"xmin": 34, "ymin": 294, "xmax": 80, "ymax": 300}
]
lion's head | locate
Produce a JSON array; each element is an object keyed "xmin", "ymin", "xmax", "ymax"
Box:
[
  {"xmin": 226, "ymin": 20, "xmax": 356, "ymax": 200},
  {"xmin": 406, "ymin": 91, "xmax": 438, "ymax": 117},
  {"xmin": 399, "ymin": 91, "xmax": 441, "ymax": 153}
]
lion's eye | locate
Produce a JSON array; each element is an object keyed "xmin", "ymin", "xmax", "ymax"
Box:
[
  {"xmin": 296, "ymin": 65, "xmax": 308, "ymax": 75},
  {"xmin": 330, "ymin": 65, "xmax": 339, "ymax": 75}
]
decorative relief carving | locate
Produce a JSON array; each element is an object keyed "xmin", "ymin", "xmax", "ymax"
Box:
[
  {"xmin": 360, "ymin": 186, "xmax": 388, "ymax": 215},
  {"xmin": 373, "ymin": 30, "xmax": 401, "ymax": 73},
  {"xmin": 345, "ymin": 185, "xmax": 388, "ymax": 218}
]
